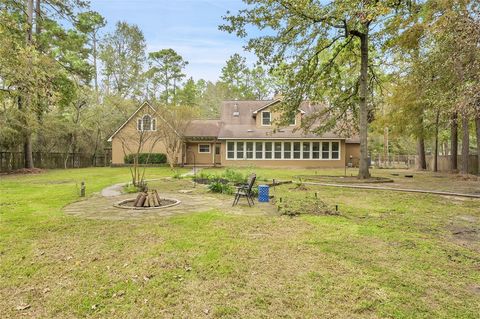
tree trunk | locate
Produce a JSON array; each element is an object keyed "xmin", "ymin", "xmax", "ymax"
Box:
[
  {"xmin": 450, "ymin": 112, "xmax": 458, "ymax": 171},
  {"xmin": 23, "ymin": 0, "xmax": 34, "ymax": 169},
  {"xmin": 357, "ymin": 32, "xmax": 371, "ymax": 179},
  {"xmin": 93, "ymin": 31, "xmax": 98, "ymax": 93},
  {"xmin": 433, "ymin": 110, "xmax": 440, "ymax": 172},
  {"xmin": 476, "ymin": 113, "xmax": 480, "ymax": 175},
  {"xmin": 461, "ymin": 113, "xmax": 469, "ymax": 174},
  {"xmin": 416, "ymin": 137, "xmax": 426, "ymax": 170}
]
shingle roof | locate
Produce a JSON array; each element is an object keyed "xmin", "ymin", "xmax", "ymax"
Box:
[
  {"xmin": 184, "ymin": 119, "xmax": 221, "ymax": 137},
  {"xmin": 110, "ymin": 100, "xmax": 360, "ymax": 142}
]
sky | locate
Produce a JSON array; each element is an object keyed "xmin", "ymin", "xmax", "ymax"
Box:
[{"xmin": 90, "ymin": 0, "xmax": 257, "ymax": 82}]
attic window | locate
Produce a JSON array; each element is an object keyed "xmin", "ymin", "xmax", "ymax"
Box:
[{"xmin": 261, "ymin": 111, "xmax": 271, "ymax": 126}]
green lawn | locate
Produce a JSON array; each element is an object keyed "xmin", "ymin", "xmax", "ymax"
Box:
[{"xmin": 1, "ymin": 167, "xmax": 479, "ymax": 318}]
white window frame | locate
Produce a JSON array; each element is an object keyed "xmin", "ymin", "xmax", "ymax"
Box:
[
  {"xmin": 198, "ymin": 144, "xmax": 211, "ymax": 154},
  {"xmin": 224, "ymin": 140, "xmax": 341, "ymax": 161},
  {"xmin": 137, "ymin": 114, "xmax": 156, "ymax": 131},
  {"xmin": 261, "ymin": 111, "xmax": 271, "ymax": 126}
]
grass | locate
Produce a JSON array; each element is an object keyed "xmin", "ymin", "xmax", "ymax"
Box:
[
  {"xmin": 1, "ymin": 167, "xmax": 479, "ymax": 318},
  {"xmin": 201, "ymin": 167, "xmax": 480, "ymax": 195}
]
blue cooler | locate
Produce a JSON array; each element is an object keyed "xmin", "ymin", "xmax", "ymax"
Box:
[{"xmin": 258, "ymin": 185, "xmax": 270, "ymax": 202}]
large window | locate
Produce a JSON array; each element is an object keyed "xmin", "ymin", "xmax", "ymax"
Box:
[
  {"xmin": 331, "ymin": 142, "xmax": 340, "ymax": 159},
  {"xmin": 303, "ymin": 142, "xmax": 310, "ymax": 159},
  {"xmin": 312, "ymin": 142, "xmax": 320, "ymax": 159},
  {"xmin": 262, "ymin": 111, "xmax": 271, "ymax": 126},
  {"xmin": 265, "ymin": 142, "xmax": 272, "ymax": 159},
  {"xmin": 284, "ymin": 142, "xmax": 291, "ymax": 159},
  {"xmin": 198, "ymin": 144, "xmax": 210, "ymax": 153},
  {"xmin": 322, "ymin": 142, "xmax": 330, "ymax": 159},
  {"xmin": 227, "ymin": 142, "xmax": 235, "ymax": 159},
  {"xmin": 225, "ymin": 141, "xmax": 341, "ymax": 160},
  {"xmin": 274, "ymin": 142, "xmax": 282, "ymax": 159},
  {"xmin": 293, "ymin": 142, "xmax": 301, "ymax": 159},
  {"xmin": 255, "ymin": 142, "xmax": 263, "ymax": 159},
  {"xmin": 137, "ymin": 114, "xmax": 156, "ymax": 131},
  {"xmin": 237, "ymin": 142, "xmax": 244, "ymax": 159},
  {"xmin": 246, "ymin": 142, "xmax": 254, "ymax": 159}
]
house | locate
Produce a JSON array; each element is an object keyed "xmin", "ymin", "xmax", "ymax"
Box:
[{"xmin": 108, "ymin": 100, "xmax": 360, "ymax": 168}]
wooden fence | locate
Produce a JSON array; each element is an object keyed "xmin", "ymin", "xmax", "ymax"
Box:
[
  {"xmin": 0, "ymin": 151, "xmax": 111, "ymax": 172},
  {"xmin": 372, "ymin": 154, "xmax": 478, "ymax": 175},
  {"xmin": 372, "ymin": 154, "xmax": 416, "ymax": 169},
  {"xmin": 426, "ymin": 155, "xmax": 478, "ymax": 175}
]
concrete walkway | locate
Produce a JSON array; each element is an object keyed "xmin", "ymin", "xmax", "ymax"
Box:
[
  {"xmin": 180, "ymin": 167, "xmax": 203, "ymax": 177},
  {"xmin": 101, "ymin": 182, "xmax": 125, "ymax": 197},
  {"xmin": 303, "ymin": 181, "xmax": 480, "ymax": 199}
]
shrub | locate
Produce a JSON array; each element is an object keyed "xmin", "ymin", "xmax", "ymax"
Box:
[
  {"xmin": 124, "ymin": 153, "xmax": 167, "ymax": 164},
  {"xmin": 208, "ymin": 180, "xmax": 234, "ymax": 194},
  {"xmin": 222, "ymin": 168, "xmax": 245, "ymax": 184}
]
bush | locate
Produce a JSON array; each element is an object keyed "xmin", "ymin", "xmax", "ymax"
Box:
[
  {"xmin": 124, "ymin": 153, "xmax": 167, "ymax": 164},
  {"xmin": 222, "ymin": 168, "xmax": 245, "ymax": 184},
  {"xmin": 208, "ymin": 180, "xmax": 234, "ymax": 194}
]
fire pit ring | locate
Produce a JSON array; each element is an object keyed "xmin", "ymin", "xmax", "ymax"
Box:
[{"xmin": 114, "ymin": 198, "xmax": 181, "ymax": 210}]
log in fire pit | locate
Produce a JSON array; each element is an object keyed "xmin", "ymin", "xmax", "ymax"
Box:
[{"xmin": 114, "ymin": 190, "xmax": 181, "ymax": 210}]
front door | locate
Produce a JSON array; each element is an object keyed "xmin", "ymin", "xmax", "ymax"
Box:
[{"xmin": 214, "ymin": 144, "xmax": 221, "ymax": 165}]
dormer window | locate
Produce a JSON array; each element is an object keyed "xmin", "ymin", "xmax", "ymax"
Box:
[
  {"xmin": 261, "ymin": 111, "xmax": 271, "ymax": 126},
  {"xmin": 288, "ymin": 115, "xmax": 296, "ymax": 126},
  {"xmin": 137, "ymin": 114, "xmax": 156, "ymax": 131}
]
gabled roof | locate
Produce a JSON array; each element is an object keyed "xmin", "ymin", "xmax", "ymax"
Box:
[{"xmin": 107, "ymin": 101, "xmax": 156, "ymax": 142}]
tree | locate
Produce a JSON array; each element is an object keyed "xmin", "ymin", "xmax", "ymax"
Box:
[
  {"xmin": 76, "ymin": 11, "xmax": 106, "ymax": 93},
  {"xmin": 219, "ymin": 54, "xmax": 272, "ymax": 100},
  {"xmin": 100, "ymin": 22, "xmax": 146, "ymax": 98},
  {"xmin": 155, "ymin": 105, "xmax": 196, "ymax": 169},
  {"xmin": 147, "ymin": 49, "xmax": 188, "ymax": 105},
  {"xmin": 221, "ymin": 0, "xmax": 412, "ymax": 179},
  {"xmin": 177, "ymin": 77, "xmax": 198, "ymax": 107}
]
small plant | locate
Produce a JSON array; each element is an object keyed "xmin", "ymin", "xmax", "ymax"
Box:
[
  {"xmin": 172, "ymin": 169, "xmax": 183, "ymax": 179},
  {"xmin": 123, "ymin": 183, "xmax": 140, "ymax": 194},
  {"xmin": 208, "ymin": 181, "xmax": 234, "ymax": 194},
  {"xmin": 197, "ymin": 170, "xmax": 213, "ymax": 180},
  {"xmin": 222, "ymin": 168, "xmax": 246, "ymax": 184}
]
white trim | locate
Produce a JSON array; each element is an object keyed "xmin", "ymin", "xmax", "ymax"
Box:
[
  {"xmin": 252, "ymin": 99, "xmax": 281, "ymax": 114},
  {"xmin": 225, "ymin": 140, "xmax": 342, "ymax": 161},
  {"xmin": 252, "ymin": 99, "xmax": 307, "ymax": 115},
  {"xmin": 107, "ymin": 101, "xmax": 157, "ymax": 141},
  {"xmin": 198, "ymin": 144, "xmax": 211, "ymax": 154}
]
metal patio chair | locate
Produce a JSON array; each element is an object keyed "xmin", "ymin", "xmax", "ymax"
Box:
[{"xmin": 232, "ymin": 173, "xmax": 256, "ymax": 207}]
